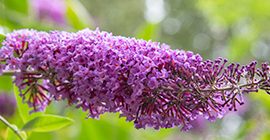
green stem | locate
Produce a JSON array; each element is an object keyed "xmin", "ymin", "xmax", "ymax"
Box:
[{"xmin": 0, "ymin": 115, "xmax": 25, "ymax": 140}]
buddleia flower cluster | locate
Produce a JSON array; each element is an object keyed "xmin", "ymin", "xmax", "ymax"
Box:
[{"xmin": 0, "ymin": 29, "xmax": 269, "ymax": 130}]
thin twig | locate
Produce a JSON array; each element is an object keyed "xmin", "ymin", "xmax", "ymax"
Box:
[{"xmin": 0, "ymin": 115, "xmax": 25, "ymax": 140}]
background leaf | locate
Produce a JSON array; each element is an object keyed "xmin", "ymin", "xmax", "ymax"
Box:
[
  {"xmin": 136, "ymin": 23, "xmax": 159, "ymax": 40},
  {"xmin": 66, "ymin": 0, "xmax": 94, "ymax": 29},
  {"xmin": 13, "ymin": 85, "xmax": 43, "ymax": 123},
  {"xmin": 0, "ymin": 75, "xmax": 12, "ymax": 92},
  {"xmin": 2, "ymin": 0, "xmax": 28, "ymax": 14},
  {"xmin": 0, "ymin": 34, "xmax": 5, "ymax": 46},
  {"xmin": 22, "ymin": 114, "xmax": 73, "ymax": 132}
]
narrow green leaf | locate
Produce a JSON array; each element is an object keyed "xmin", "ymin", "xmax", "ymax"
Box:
[
  {"xmin": 66, "ymin": 0, "xmax": 94, "ymax": 29},
  {"xmin": 22, "ymin": 114, "xmax": 73, "ymax": 132},
  {"xmin": 136, "ymin": 23, "xmax": 159, "ymax": 40}
]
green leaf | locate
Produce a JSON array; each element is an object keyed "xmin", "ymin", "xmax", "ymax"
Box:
[
  {"xmin": 250, "ymin": 90, "xmax": 270, "ymax": 115},
  {"xmin": 6, "ymin": 128, "xmax": 27, "ymax": 140},
  {"xmin": 0, "ymin": 75, "xmax": 12, "ymax": 92},
  {"xmin": 260, "ymin": 132, "xmax": 270, "ymax": 140},
  {"xmin": 66, "ymin": 0, "xmax": 94, "ymax": 29},
  {"xmin": 13, "ymin": 85, "xmax": 43, "ymax": 123},
  {"xmin": 228, "ymin": 29, "xmax": 258, "ymax": 61},
  {"xmin": 9, "ymin": 124, "xmax": 27, "ymax": 140},
  {"xmin": 235, "ymin": 120, "xmax": 255, "ymax": 140},
  {"xmin": 2, "ymin": 0, "xmax": 28, "ymax": 14},
  {"xmin": 0, "ymin": 34, "xmax": 5, "ymax": 46},
  {"xmin": 136, "ymin": 23, "xmax": 159, "ymax": 40},
  {"xmin": 22, "ymin": 114, "xmax": 73, "ymax": 132}
]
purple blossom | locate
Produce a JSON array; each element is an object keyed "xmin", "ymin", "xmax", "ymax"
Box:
[
  {"xmin": 0, "ymin": 93, "xmax": 16, "ymax": 117},
  {"xmin": 0, "ymin": 28, "xmax": 269, "ymax": 131}
]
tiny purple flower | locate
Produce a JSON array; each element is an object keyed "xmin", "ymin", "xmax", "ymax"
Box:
[{"xmin": 148, "ymin": 77, "xmax": 159, "ymax": 89}]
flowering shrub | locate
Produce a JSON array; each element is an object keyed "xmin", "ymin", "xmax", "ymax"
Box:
[{"xmin": 0, "ymin": 29, "xmax": 269, "ymax": 130}]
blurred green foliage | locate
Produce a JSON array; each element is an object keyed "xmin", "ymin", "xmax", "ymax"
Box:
[
  {"xmin": 13, "ymin": 85, "xmax": 43, "ymax": 124},
  {"xmin": 21, "ymin": 114, "xmax": 73, "ymax": 132},
  {"xmin": 197, "ymin": 0, "xmax": 270, "ymax": 62},
  {"xmin": 0, "ymin": 0, "xmax": 269, "ymax": 140}
]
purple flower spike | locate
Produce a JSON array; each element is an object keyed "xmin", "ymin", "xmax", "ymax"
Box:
[{"xmin": 0, "ymin": 28, "xmax": 269, "ymax": 131}]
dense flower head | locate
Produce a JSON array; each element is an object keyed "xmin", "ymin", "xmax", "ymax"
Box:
[{"xmin": 0, "ymin": 28, "xmax": 269, "ymax": 130}]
